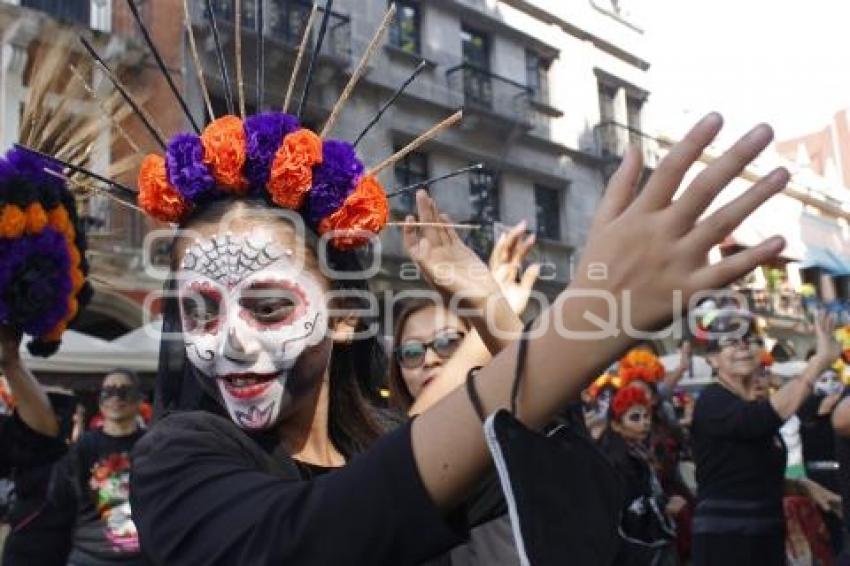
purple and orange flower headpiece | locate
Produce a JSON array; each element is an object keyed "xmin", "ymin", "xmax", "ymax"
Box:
[
  {"xmin": 0, "ymin": 148, "xmax": 91, "ymax": 356},
  {"xmin": 138, "ymin": 113, "xmax": 389, "ymax": 250}
]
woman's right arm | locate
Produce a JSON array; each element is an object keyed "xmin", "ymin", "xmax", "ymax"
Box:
[
  {"xmin": 0, "ymin": 326, "xmax": 58, "ymax": 437},
  {"xmin": 410, "ymin": 113, "xmax": 791, "ymax": 509}
]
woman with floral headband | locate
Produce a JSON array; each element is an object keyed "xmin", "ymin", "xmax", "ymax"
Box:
[
  {"xmin": 598, "ymin": 385, "xmax": 683, "ymax": 565},
  {"xmin": 102, "ymin": 103, "xmax": 799, "ymax": 566}
]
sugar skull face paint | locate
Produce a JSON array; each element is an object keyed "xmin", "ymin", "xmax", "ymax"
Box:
[{"xmin": 177, "ymin": 229, "xmax": 329, "ymax": 430}]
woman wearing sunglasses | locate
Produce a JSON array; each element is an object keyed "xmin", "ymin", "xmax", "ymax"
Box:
[
  {"xmin": 692, "ymin": 309, "xmax": 839, "ymax": 565},
  {"xmin": 385, "ymin": 200, "xmax": 538, "ymax": 566},
  {"xmin": 388, "ymin": 209, "xmax": 539, "ymax": 415}
]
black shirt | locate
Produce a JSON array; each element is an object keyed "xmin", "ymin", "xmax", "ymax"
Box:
[
  {"xmin": 50, "ymin": 428, "xmax": 146, "ymax": 565},
  {"xmin": 834, "ymin": 388, "xmax": 850, "ymax": 531},
  {"xmin": 798, "ymin": 394, "xmax": 836, "ymax": 464},
  {"xmin": 691, "ymin": 384, "xmax": 786, "ymax": 534},
  {"xmin": 130, "ymin": 411, "xmax": 469, "ymax": 566}
]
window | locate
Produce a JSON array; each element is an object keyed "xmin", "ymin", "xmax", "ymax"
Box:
[
  {"xmin": 525, "ymin": 51, "xmax": 551, "ymax": 104},
  {"xmin": 467, "ymin": 168, "xmax": 499, "ymax": 258},
  {"xmin": 270, "ymin": 1, "xmax": 314, "ymax": 46},
  {"xmin": 534, "ymin": 185, "xmax": 561, "ymax": 240},
  {"xmin": 22, "ymin": 0, "xmax": 91, "ymax": 27},
  {"xmin": 461, "ymin": 27, "xmax": 492, "ymax": 108},
  {"xmin": 598, "ymin": 82, "xmax": 617, "ymax": 123},
  {"xmin": 626, "ymin": 94, "xmax": 644, "ymax": 145},
  {"xmin": 392, "ymin": 149, "xmax": 428, "ymax": 213},
  {"xmin": 389, "ymin": 1, "xmax": 421, "ymax": 54}
]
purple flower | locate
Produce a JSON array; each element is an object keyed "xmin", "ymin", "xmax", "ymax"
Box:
[
  {"xmin": 0, "ymin": 227, "xmax": 72, "ymax": 338},
  {"xmin": 166, "ymin": 134, "xmax": 215, "ymax": 202},
  {"xmin": 244, "ymin": 112, "xmax": 300, "ymax": 192},
  {"xmin": 307, "ymin": 140, "xmax": 364, "ymax": 225},
  {"xmin": 5, "ymin": 148, "xmax": 64, "ymax": 193}
]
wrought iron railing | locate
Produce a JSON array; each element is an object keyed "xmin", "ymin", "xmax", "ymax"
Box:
[
  {"xmin": 204, "ymin": 0, "xmax": 351, "ymax": 63},
  {"xmin": 445, "ymin": 63, "xmax": 531, "ymax": 125},
  {"xmin": 594, "ymin": 120, "xmax": 661, "ymax": 168}
]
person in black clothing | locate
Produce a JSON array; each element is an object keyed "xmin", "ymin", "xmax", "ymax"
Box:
[
  {"xmin": 692, "ymin": 309, "xmax": 839, "ymax": 565},
  {"xmin": 599, "ymin": 385, "xmax": 682, "ymax": 565},
  {"xmin": 0, "ymin": 326, "xmax": 70, "ymax": 566},
  {"xmin": 117, "ymin": 102, "xmax": 796, "ymax": 565},
  {"xmin": 799, "ymin": 366, "xmax": 844, "ymax": 553},
  {"xmin": 829, "ymin": 380, "xmax": 850, "ymax": 564},
  {"xmin": 50, "ymin": 370, "xmax": 146, "ymax": 566}
]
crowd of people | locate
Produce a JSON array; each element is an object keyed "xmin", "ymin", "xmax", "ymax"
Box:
[{"xmin": 4, "ymin": 7, "xmax": 850, "ymax": 564}]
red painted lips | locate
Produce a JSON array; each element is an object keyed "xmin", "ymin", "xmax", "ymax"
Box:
[{"xmin": 221, "ymin": 372, "xmax": 280, "ymax": 399}]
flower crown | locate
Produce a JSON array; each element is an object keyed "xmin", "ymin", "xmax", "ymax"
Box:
[
  {"xmin": 588, "ymin": 373, "xmax": 621, "ymax": 399},
  {"xmin": 0, "ymin": 148, "xmax": 91, "ymax": 356},
  {"xmin": 611, "ymin": 385, "xmax": 650, "ymax": 419},
  {"xmin": 618, "ymin": 349, "xmax": 665, "ymax": 387},
  {"xmin": 138, "ymin": 113, "xmax": 389, "ymax": 250}
]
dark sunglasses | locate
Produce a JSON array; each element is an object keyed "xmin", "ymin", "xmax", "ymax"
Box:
[
  {"xmin": 717, "ymin": 333, "xmax": 763, "ymax": 350},
  {"xmin": 395, "ymin": 331, "xmax": 465, "ymax": 369},
  {"xmin": 100, "ymin": 386, "xmax": 141, "ymax": 403}
]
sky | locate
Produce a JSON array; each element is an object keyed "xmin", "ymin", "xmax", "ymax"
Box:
[{"xmin": 643, "ymin": 0, "xmax": 850, "ymax": 145}]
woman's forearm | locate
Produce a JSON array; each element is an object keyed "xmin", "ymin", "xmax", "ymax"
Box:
[
  {"xmin": 769, "ymin": 355, "xmax": 828, "ymax": 420},
  {"xmin": 2, "ymin": 352, "xmax": 58, "ymax": 437},
  {"xmin": 411, "ymin": 293, "xmax": 632, "ymax": 507}
]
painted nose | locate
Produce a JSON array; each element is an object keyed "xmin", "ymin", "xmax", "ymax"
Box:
[{"xmin": 222, "ymin": 326, "xmax": 259, "ymax": 364}]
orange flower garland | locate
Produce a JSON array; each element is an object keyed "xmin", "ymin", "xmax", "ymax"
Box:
[
  {"xmin": 618, "ymin": 348, "xmax": 666, "ymax": 387},
  {"xmin": 0, "ymin": 205, "xmax": 26, "ymax": 239},
  {"xmin": 25, "ymin": 203, "xmax": 48, "ymax": 234},
  {"xmin": 267, "ymin": 129, "xmax": 323, "ymax": 209},
  {"xmin": 201, "ymin": 116, "xmax": 249, "ymax": 193},
  {"xmin": 611, "ymin": 385, "xmax": 651, "ymax": 419},
  {"xmin": 138, "ymin": 154, "xmax": 189, "ymax": 223},
  {"xmin": 317, "ymin": 175, "xmax": 389, "ymax": 250}
]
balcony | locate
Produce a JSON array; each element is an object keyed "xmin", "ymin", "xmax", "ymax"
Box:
[
  {"xmin": 20, "ymin": 0, "xmax": 90, "ymax": 26},
  {"xmin": 202, "ymin": 0, "xmax": 351, "ymax": 65},
  {"xmin": 594, "ymin": 120, "xmax": 662, "ymax": 169},
  {"xmin": 738, "ymin": 287, "xmax": 808, "ymax": 322},
  {"xmin": 446, "ymin": 63, "xmax": 532, "ymax": 130}
]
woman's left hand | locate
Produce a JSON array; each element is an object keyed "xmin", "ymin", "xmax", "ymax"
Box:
[
  {"xmin": 811, "ymin": 312, "xmax": 841, "ymax": 375},
  {"xmin": 488, "ymin": 221, "xmax": 540, "ymax": 315},
  {"xmin": 799, "ymin": 478, "xmax": 842, "ymax": 515}
]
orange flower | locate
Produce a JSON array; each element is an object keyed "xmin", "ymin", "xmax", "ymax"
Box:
[
  {"xmin": 201, "ymin": 115, "xmax": 248, "ymax": 193},
  {"xmin": 317, "ymin": 175, "xmax": 388, "ymax": 250},
  {"xmin": 0, "ymin": 205, "xmax": 26, "ymax": 239},
  {"xmin": 267, "ymin": 129, "xmax": 323, "ymax": 209},
  {"xmin": 138, "ymin": 154, "xmax": 189, "ymax": 223},
  {"xmin": 618, "ymin": 348, "xmax": 665, "ymax": 386},
  {"xmin": 47, "ymin": 206, "xmax": 75, "ymax": 241},
  {"xmin": 760, "ymin": 350, "xmax": 775, "ymax": 367},
  {"xmin": 25, "ymin": 203, "xmax": 48, "ymax": 234}
]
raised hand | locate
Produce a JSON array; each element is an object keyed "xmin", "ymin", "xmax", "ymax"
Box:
[
  {"xmin": 488, "ymin": 221, "xmax": 540, "ymax": 315},
  {"xmin": 810, "ymin": 311, "xmax": 841, "ymax": 375},
  {"xmin": 402, "ymin": 190, "xmax": 501, "ymax": 310},
  {"xmin": 571, "ymin": 113, "xmax": 787, "ymax": 333}
]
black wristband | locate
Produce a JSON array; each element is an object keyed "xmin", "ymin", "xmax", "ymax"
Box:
[{"xmin": 466, "ymin": 366, "xmax": 486, "ymax": 423}]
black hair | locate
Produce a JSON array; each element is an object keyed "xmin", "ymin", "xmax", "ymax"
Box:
[{"xmin": 103, "ymin": 368, "xmax": 141, "ymax": 391}]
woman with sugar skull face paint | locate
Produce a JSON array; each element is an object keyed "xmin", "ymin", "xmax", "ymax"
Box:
[
  {"xmin": 18, "ymin": 4, "xmax": 812, "ymax": 564},
  {"xmin": 120, "ymin": 108, "xmax": 811, "ymax": 565},
  {"xmin": 598, "ymin": 385, "xmax": 681, "ymax": 565}
]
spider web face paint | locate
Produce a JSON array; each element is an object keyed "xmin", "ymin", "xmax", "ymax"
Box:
[{"xmin": 178, "ymin": 229, "xmax": 329, "ymax": 431}]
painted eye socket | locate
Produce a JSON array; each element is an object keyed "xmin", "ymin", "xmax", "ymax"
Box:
[
  {"xmin": 181, "ymin": 291, "xmax": 221, "ymax": 331},
  {"xmin": 239, "ymin": 283, "xmax": 302, "ymax": 325}
]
